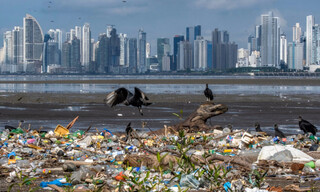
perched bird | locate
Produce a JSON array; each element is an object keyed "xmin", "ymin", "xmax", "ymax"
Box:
[
  {"xmin": 204, "ymin": 84, "xmax": 213, "ymax": 101},
  {"xmin": 105, "ymin": 87, "xmax": 152, "ymax": 115},
  {"xmin": 299, "ymin": 116, "xmax": 317, "ymax": 136},
  {"xmin": 255, "ymin": 122, "xmax": 263, "ymax": 132},
  {"xmin": 125, "ymin": 122, "xmax": 133, "ymax": 142},
  {"xmin": 274, "ymin": 124, "xmax": 285, "ymax": 138}
]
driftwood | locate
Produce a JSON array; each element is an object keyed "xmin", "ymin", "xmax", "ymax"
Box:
[{"xmin": 151, "ymin": 102, "xmax": 228, "ymax": 135}]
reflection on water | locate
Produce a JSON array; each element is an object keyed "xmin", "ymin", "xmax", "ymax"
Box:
[{"xmin": 0, "ymin": 83, "xmax": 319, "ymax": 95}]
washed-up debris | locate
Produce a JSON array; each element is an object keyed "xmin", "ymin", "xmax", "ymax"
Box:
[{"xmin": 1, "ymin": 103, "xmax": 320, "ymax": 191}]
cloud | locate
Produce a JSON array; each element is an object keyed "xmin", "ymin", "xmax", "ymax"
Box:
[
  {"xmin": 194, "ymin": 0, "xmax": 272, "ymax": 10},
  {"xmin": 54, "ymin": 0, "xmax": 148, "ymax": 16}
]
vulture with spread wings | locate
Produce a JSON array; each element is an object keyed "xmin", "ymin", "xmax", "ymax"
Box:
[{"xmin": 105, "ymin": 87, "xmax": 152, "ymax": 115}]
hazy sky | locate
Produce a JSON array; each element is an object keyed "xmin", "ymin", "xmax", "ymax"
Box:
[{"xmin": 1, "ymin": 0, "xmax": 320, "ymax": 54}]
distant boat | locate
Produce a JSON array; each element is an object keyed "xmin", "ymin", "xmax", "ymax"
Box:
[{"xmin": 248, "ymin": 72, "xmax": 255, "ymax": 76}]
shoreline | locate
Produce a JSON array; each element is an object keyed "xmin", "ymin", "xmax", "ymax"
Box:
[
  {"xmin": 0, "ymin": 92, "xmax": 318, "ymax": 135},
  {"xmin": 0, "ymin": 78, "xmax": 320, "ymax": 86}
]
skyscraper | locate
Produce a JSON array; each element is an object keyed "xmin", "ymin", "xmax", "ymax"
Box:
[
  {"xmin": 186, "ymin": 25, "xmax": 201, "ymax": 41},
  {"xmin": 312, "ymin": 24, "xmax": 320, "ymax": 65},
  {"xmin": 12, "ymin": 27, "xmax": 24, "ymax": 65},
  {"xmin": 127, "ymin": 38, "xmax": 137, "ymax": 73},
  {"xmin": 177, "ymin": 41, "xmax": 192, "ymax": 71},
  {"xmin": 119, "ymin": 33, "xmax": 128, "ymax": 67},
  {"xmin": 288, "ymin": 42, "xmax": 304, "ymax": 70},
  {"xmin": 23, "ymin": 14, "xmax": 44, "ymax": 63},
  {"xmin": 3, "ymin": 31, "xmax": 13, "ymax": 64},
  {"xmin": 146, "ymin": 43, "xmax": 151, "ymax": 58},
  {"xmin": 212, "ymin": 28, "xmax": 238, "ymax": 70},
  {"xmin": 173, "ymin": 35, "xmax": 184, "ymax": 71},
  {"xmin": 194, "ymin": 36, "xmax": 207, "ymax": 70},
  {"xmin": 293, "ymin": 23, "xmax": 302, "ymax": 43},
  {"xmin": 306, "ymin": 15, "xmax": 315, "ymax": 67},
  {"xmin": 82, "ymin": 23, "xmax": 91, "ymax": 72},
  {"xmin": 157, "ymin": 38, "xmax": 170, "ymax": 71},
  {"xmin": 260, "ymin": 11, "xmax": 280, "ymax": 67},
  {"xmin": 138, "ymin": 29, "xmax": 146, "ymax": 73},
  {"xmin": 280, "ymin": 34, "xmax": 287, "ymax": 65},
  {"xmin": 48, "ymin": 29, "xmax": 63, "ymax": 50},
  {"xmin": 96, "ymin": 33, "xmax": 109, "ymax": 73},
  {"xmin": 109, "ymin": 28, "xmax": 120, "ymax": 73}
]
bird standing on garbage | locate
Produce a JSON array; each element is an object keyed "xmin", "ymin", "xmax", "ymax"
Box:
[
  {"xmin": 204, "ymin": 84, "xmax": 214, "ymax": 101},
  {"xmin": 299, "ymin": 116, "xmax": 317, "ymax": 136},
  {"xmin": 105, "ymin": 87, "xmax": 152, "ymax": 115},
  {"xmin": 125, "ymin": 122, "xmax": 133, "ymax": 142},
  {"xmin": 274, "ymin": 124, "xmax": 285, "ymax": 138},
  {"xmin": 255, "ymin": 122, "xmax": 263, "ymax": 132}
]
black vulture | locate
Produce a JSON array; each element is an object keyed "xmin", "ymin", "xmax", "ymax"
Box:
[
  {"xmin": 204, "ymin": 84, "xmax": 213, "ymax": 101},
  {"xmin": 255, "ymin": 122, "xmax": 263, "ymax": 132},
  {"xmin": 125, "ymin": 122, "xmax": 133, "ymax": 142},
  {"xmin": 105, "ymin": 87, "xmax": 152, "ymax": 115},
  {"xmin": 274, "ymin": 124, "xmax": 285, "ymax": 138},
  {"xmin": 299, "ymin": 116, "xmax": 317, "ymax": 136}
]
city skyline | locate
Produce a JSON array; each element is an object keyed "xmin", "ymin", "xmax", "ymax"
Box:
[{"xmin": 1, "ymin": 0, "xmax": 320, "ymax": 53}]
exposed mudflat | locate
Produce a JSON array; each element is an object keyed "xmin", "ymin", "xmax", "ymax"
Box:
[{"xmin": 0, "ymin": 92, "xmax": 319, "ymax": 135}]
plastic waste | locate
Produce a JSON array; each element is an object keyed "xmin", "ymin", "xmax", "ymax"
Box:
[{"xmin": 180, "ymin": 174, "xmax": 200, "ymax": 189}]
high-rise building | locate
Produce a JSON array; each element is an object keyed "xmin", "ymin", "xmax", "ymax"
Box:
[
  {"xmin": 106, "ymin": 26, "xmax": 113, "ymax": 38},
  {"xmin": 288, "ymin": 42, "xmax": 304, "ymax": 70},
  {"xmin": 293, "ymin": 23, "xmax": 302, "ymax": 43},
  {"xmin": 186, "ymin": 25, "xmax": 201, "ymax": 69},
  {"xmin": 212, "ymin": 28, "xmax": 238, "ymax": 70},
  {"xmin": 12, "ymin": 27, "xmax": 24, "ymax": 64},
  {"xmin": 146, "ymin": 42, "xmax": 151, "ymax": 58},
  {"xmin": 177, "ymin": 41, "xmax": 192, "ymax": 71},
  {"xmin": 127, "ymin": 38, "xmax": 137, "ymax": 73},
  {"xmin": 75, "ymin": 26, "xmax": 81, "ymax": 40},
  {"xmin": 61, "ymin": 41, "xmax": 71, "ymax": 68},
  {"xmin": 66, "ymin": 32, "xmax": 71, "ymax": 42},
  {"xmin": 82, "ymin": 23, "xmax": 91, "ymax": 72},
  {"xmin": 23, "ymin": 14, "xmax": 44, "ymax": 63},
  {"xmin": 0, "ymin": 48, "xmax": 4, "ymax": 64},
  {"xmin": 157, "ymin": 38, "xmax": 170, "ymax": 71},
  {"xmin": 186, "ymin": 25, "xmax": 201, "ymax": 41},
  {"xmin": 48, "ymin": 29, "xmax": 62, "ymax": 50},
  {"xmin": 207, "ymin": 42, "xmax": 212, "ymax": 69},
  {"xmin": 61, "ymin": 38, "xmax": 81, "ymax": 71},
  {"xmin": 3, "ymin": 31, "xmax": 13, "ymax": 64},
  {"xmin": 96, "ymin": 33, "xmax": 109, "ymax": 73},
  {"xmin": 312, "ymin": 24, "xmax": 320, "ymax": 65},
  {"xmin": 280, "ymin": 34, "xmax": 287, "ymax": 65},
  {"xmin": 255, "ymin": 25, "xmax": 262, "ymax": 51},
  {"xmin": 119, "ymin": 33, "xmax": 128, "ymax": 66},
  {"xmin": 248, "ymin": 35, "xmax": 257, "ymax": 54},
  {"xmin": 70, "ymin": 29, "xmax": 76, "ymax": 42},
  {"xmin": 109, "ymin": 28, "xmax": 120, "ymax": 73},
  {"xmin": 306, "ymin": 15, "xmax": 315, "ymax": 67},
  {"xmin": 194, "ymin": 36, "xmax": 207, "ymax": 70},
  {"xmin": 138, "ymin": 29, "xmax": 147, "ymax": 73},
  {"xmin": 173, "ymin": 35, "xmax": 184, "ymax": 71},
  {"xmin": 161, "ymin": 54, "xmax": 171, "ymax": 71},
  {"xmin": 260, "ymin": 11, "xmax": 280, "ymax": 67},
  {"xmin": 222, "ymin": 31, "xmax": 229, "ymax": 43}
]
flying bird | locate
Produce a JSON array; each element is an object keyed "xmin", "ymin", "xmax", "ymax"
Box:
[
  {"xmin": 274, "ymin": 124, "xmax": 285, "ymax": 138},
  {"xmin": 105, "ymin": 87, "xmax": 152, "ymax": 115},
  {"xmin": 204, "ymin": 84, "xmax": 213, "ymax": 101},
  {"xmin": 299, "ymin": 116, "xmax": 317, "ymax": 136},
  {"xmin": 255, "ymin": 122, "xmax": 263, "ymax": 132}
]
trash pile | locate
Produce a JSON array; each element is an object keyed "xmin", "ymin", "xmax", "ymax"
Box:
[{"xmin": 1, "ymin": 118, "xmax": 320, "ymax": 192}]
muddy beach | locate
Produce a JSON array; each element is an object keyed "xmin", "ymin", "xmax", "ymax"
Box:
[{"xmin": 0, "ymin": 91, "xmax": 319, "ymax": 135}]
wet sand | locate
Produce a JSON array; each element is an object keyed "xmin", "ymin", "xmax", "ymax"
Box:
[{"xmin": 0, "ymin": 92, "xmax": 319, "ymax": 135}]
